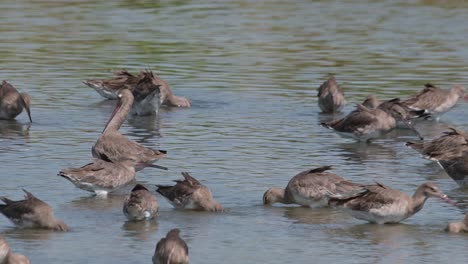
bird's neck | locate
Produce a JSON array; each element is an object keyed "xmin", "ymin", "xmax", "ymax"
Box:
[
  {"xmin": 410, "ymin": 188, "xmax": 428, "ymax": 214},
  {"xmin": 103, "ymin": 96, "xmax": 133, "ymax": 133}
]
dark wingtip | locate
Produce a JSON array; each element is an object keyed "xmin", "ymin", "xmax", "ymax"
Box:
[
  {"xmin": 320, "ymin": 122, "xmax": 332, "ymax": 129},
  {"xmin": 309, "ymin": 165, "xmax": 333, "ymax": 173},
  {"xmin": 22, "ymin": 189, "xmax": 35, "ymax": 199},
  {"xmin": 131, "ymin": 184, "xmax": 148, "ymax": 192},
  {"xmin": 158, "ymin": 150, "xmax": 167, "ymax": 154}
]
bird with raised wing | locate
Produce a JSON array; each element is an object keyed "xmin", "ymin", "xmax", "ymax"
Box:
[
  {"xmin": 153, "ymin": 228, "xmax": 189, "ymax": 264},
  {"xmin": 406, "ymin": 127, "xmax": 468, "ymax": 159},
  {"xmin": 156, "ymin": 172, "xmax": 223, "ymax": 212},
  {"xmin": 123, "ymin": 184, "xmax": 158, "ymax": 221},
  {"xmin": 0, "ymin": 81, "xmax": 32, "ymax": 122},
  {"xmin": 0, "ymin": 189, "xmax": 68, "ymax": 231},
  {"xmin": 263, "ymin": 166, "xmax": 362, "ymax": 207}
]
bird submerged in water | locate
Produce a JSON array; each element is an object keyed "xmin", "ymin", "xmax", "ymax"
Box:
[
  {"xmin": 0, "ymin": 80, "xmax": 32, "ymax": 122},
  {"xmin": 0, "ymin": 189, "xmax": 68, "ymax": 231},
  {"xmin": 123, "ymin": 184, "xmax": 159, "ymax": 221},
  {"xmin": 156, "ymin": 172, "xmax": 223, "ymax": 212},
  {"xmin": 446, "ymin": 214, "xmax": 468, "ymax": 233},
  {"xmin": 317, "ymin": 76, "xmax": 345, "ymax": 113},
  {"xmin": 84, "ymin": 69, "xmax": 191, "ymax": 115}
]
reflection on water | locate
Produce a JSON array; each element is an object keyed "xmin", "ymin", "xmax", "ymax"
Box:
[
  {"xmin": 3, "ymin": 227, "xmax": 59, "ymax": 242},
  {"xmin": 337, "ymin": 141, "xmax": 397, "ymax": 163},
  {"xmin": 69, "ymin": 194, "xmax": 127, "ymax": 211},
  {"xmin": 329, "ymin": 223, "xmax": 418, "ymax": 243},
  {"xmin": 0, "ymin": 120, "xmax": 30, "ymax": 137},
  {"xmin": 284, "ymin": 207, "xmax": 349, "ymax": 225},
  {"xmin": 122, "ymin": 220, "xmax": 159, "ymax": 241},
  {"xmin": 126, "ymin": 115, "xmax": 162, "ymax": 143}
]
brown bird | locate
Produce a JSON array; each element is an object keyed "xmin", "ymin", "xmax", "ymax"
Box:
[
  {"xmin": 152, "ymin": 228, "xmax": 189, "ymax": 264},
  {"xmin": 83, "ymin": 70, "xmax": 190, "ymax": 112},
  {"xmin": 402, "ymin": 83, "xmax": 466, "ymax": 120},
  {"xmin": 329, "ymin": 182, "xmax": 449, "ymax": 224},
  {"xmin": 321, "ymin": 98, "xmax": 424, "ymax": 142},
  {"xmin": 92, "ymin": 89, "xmax": 167, "ymax": 171},
  {"xmin": 263, "ymin": 166, "xmax": 362, "ymax": 207},
  {"xmin": 59, "ymin": 159, "xmax": 140, "ymax": 195},
  {"xmin": 406, "ymin": 127, "xmax": 468, "ymax": 159},
  {"xmin": 0, "ymin": 81, "xmax": 32, "ymax": 122},
  {"xmin": 156, "ymin": 172, "xmax": 223, "ymax": 212},
  {"xmin": 317, "ymin": 76, "xmax": 345, "ymax": 113},
  {"xmin": 0, "ymin": 189, "xmax": 68, "ymax": 231},
  {"xmin": 0, "ymin": 235, "xmax": 30, "ymax": 264},
  {"xmin": 151, "ymin": 72, "xmax": 191, "ymax": 108},
  {"xmin": 361, "ymin": 95, "xmax": 380, "ymax": 110},
  {"xmin": 123, "ymin": 184, "xmax": 159, "ymax": 221},
  {"xmin": 83, "ymin": 70, "xmax": 139, "ymax": 99},
  {"xmin": 446, "ymin": 214, "xmax": 468, "ymax": 233}
]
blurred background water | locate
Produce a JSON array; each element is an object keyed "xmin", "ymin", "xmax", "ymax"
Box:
[{"xmin": 0, "ymin": 0, "xmax": 467, "ymax": 263}]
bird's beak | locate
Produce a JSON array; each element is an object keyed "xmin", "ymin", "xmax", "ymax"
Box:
[{"xmin": 402, "ymin": 118, "xmax": 424, "ymax": 140}]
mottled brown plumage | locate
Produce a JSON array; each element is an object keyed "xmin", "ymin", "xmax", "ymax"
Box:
[
  {"xmin": 406, "ymin": 127, "xmax": 468, "ymax": 159},
  {"xmin": 317, "ymin": 76, "xmax": 345, "ymax": 113},
  {"xmin": 153, "ymin": 229, "xmax": 189, "ymax": 264},
  {"xmin": 84, "ymin": 69, "xmax": 190, "ymax": 112},
  {"xmin": 123, "ymin": 184, "xmax": 159, "ymax": 221},
  {"xmin": 0, "ymin": 190, "xmax": 68, "ymax": 231},
  {"xmin": 263, "ymin": 166, "xmax": 362, "ymax": 207},
  {"xmin": 402, "ymin": 83, "xmax": 465, "ymax": 119},
  {"xmin": 329, "ymin": 182, "xmax": 448, "ymax": 224},
  {"xmin": 92, "ymin": 89, "xmax": 167, "ymax": 171},
  {"xmin": 321, "ymin": 98, "xmax": 424, "ymax": 141},
  {"xmin": 0, "ymin": 235, "xmax": 30, "ymax": 264},
  {"xmin": 59, "ymin": 159, "xmax": 138, "ymax": 195},
  {"xmin": 156, "ymin": 172, "xmax": 223, "ymax": 212},
  {"xmin": 0, "ymin": 81, "xmax": 32, "ymax": 122}
]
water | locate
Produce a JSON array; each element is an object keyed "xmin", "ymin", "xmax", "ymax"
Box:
[{"xmin": 1, "ymin": 0, "xmax": 468, "ymax": 263}]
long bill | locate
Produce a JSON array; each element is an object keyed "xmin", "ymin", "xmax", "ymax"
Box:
[
  {"xmin": 137, "ymin": 162, "xmax": 168, "ymax": 170},
  {"xmin": 19, "ymin": 94, "xmax": 32, "ymax": 123},
  {"xmin": 402, "ymin": 119, "xmax": 424, "ymax": 140}
]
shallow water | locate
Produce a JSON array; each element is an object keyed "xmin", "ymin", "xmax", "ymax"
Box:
[{"xmin": 1, "ymin": 0, "xmax": 468, "ymax": 263}]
